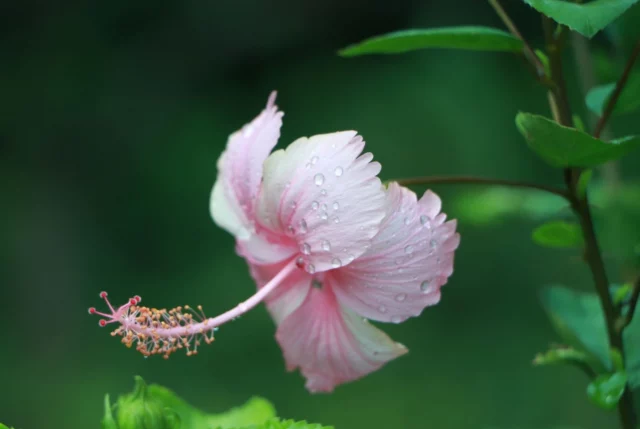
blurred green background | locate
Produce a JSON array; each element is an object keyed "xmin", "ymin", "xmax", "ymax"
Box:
[{"xmin": 2, "ymin": 1, "xmax": 640, "ymax": 428}]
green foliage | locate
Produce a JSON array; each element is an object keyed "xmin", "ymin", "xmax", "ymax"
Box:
[
  {"xmin": 587, "ymin": 372, "xmax": 628, "ymax": 410},
  {"xmin": 515, "ymin": 112, "xmax": 640, "ymax": 167},
  {"xmin": 576, "ymin": 170, "xmax": 593, "ymax": 200},
  {"xmin": 586, "ymin": 73, "xmax": 640, "ymax": 116},
  {"xmin": 116, "ymin": 377, "xmax": 181, "ymax": 429},
  {"xmin": 0, "ymin": 424, "xmax": 14, "ymax": 429},
  {"xmin": 523, "ymin": 0, "xmax": 639, "ymax": 38},
  {"xmin": 105, "ymin": 377, "xmax": 277, "ymax": 429},
  {"xmin": 540, "ymin": 286, "xmax": 640, "ymax": 387},
  {"xmin": 230, "ymin": 419, "xmax": 333, "ymax": 429},
  {"xmin": 338, "ymin": 27, "xmax": 523, "ymax": 57},
  {"xmin": 613, "ymin": 283, "xmax": 633, "ymax": 305},
  {"xmin": 532, "ymin": 221, "xmax": 584, "ymax": 248},
  {"xmin": 533, "ymin": 346, "xmax": 593, "ymax": 369},
  {"xmin": 452, "ymin": 187, "xmax": 569, "ymax": 225}
]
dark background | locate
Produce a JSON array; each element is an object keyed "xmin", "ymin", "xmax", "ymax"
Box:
[{"xmin": 2, "ymin": 1, "xmax": 640, "ymax": 428}]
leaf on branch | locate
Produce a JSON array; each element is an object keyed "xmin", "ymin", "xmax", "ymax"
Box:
[
  {"xmin": 515, "ymin": 112, "xmax": 640, "ymax": 167},
  {"xmin": 228, "ymin": 419, "xmax": 334, "ymax": 429},
  {"xmin": 587, "ymin": 372, "xmax": 628, "ymax": 410},
  {"xmin": 523, "ymin": 0, "xmax": 640, "ymax": 38},
  {"xmin": 532, "ymin": 221, "xmax": 584, "ymax": 248},
  {"xmin": 586, "ymin": 72, "xmax": 640, "ymax": 116},
  {"xmin": 338, "ymin": 27, "xmax": 523, "ymax": 57}
]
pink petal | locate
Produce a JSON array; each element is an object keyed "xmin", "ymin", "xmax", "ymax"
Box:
[
  {"xmin": 256, "ymin": 132, "xmax": 386, "ymax": 273},
  {"xmin": 330, "ymin": 183, "xmax": 460, "ymax": 323},
  {"xmin": 247, "ymin": 259, "xmax": 311, "ymax": 324},
  {"xmin": 276, "ymin": 285, "xmax": 407, "ymax": 393},
  {"xmin": 210, "ymin": 92, "xmax": 283, "ymax": 240}
]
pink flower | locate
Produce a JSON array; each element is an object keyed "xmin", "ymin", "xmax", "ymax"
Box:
[
  {"xmin": 211, "ymin": 93, "xmax": 460, "ymax": 392},
  {"xmin": 89, "ymin": 92, "xmax": 459, "ymax": 392}
]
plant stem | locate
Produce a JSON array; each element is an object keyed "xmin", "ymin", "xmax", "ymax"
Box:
[
  {"xmin": 488, "ymin": 0, "xmax": 547, "ymax": 79},
  {"xmin": 543, "ymin": 17, "xmax": 636, "ymax": 429},
  {"xmin": 392, "ymin": 175, "xmax": 569, "ymax": 198},
  {"xmin": 594, "ymin": 40, "xmax": 640, "ymax": 138}
]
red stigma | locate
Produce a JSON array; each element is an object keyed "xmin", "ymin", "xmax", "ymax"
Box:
[
  {"xmin": 88, "ymin": 307, "xmax": 96, "ymax": 314},
  {"xmin": 134, "ymin": 295, "xmax": 141, "ymax": 303},
  {"xmin": 99, "ymin": 291, "xmax": 108, "ymax": 299},
  {"xmin": 129, "ymin": 298, "xmax": 137, "ymax": 305},
  {"xmin": 99, "ymin": 319, "xmax": 107, "ymax": 327}
]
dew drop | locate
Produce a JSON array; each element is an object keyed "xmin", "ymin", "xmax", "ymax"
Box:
[
  {"xmin": 311, "ymin": 201, "xmax": 319, "ymax": 210},
  {"xmin": 404, "ymin": 245, "xmax": 414, "ymax": 254},
  {"xmin": 332, "ymin": 216, "xmax": 340, "ymax": 224},
  {"xmin": 404, "ymin": 217, "xmax": 411, "ymax": 226},
  {"xmin": 334, "ymin": 166, "xmax": 343, "ymax": 177},
  {"xmin": 306, "ymin": 264, "xmax": 316, "ymax": 274},
  {"xmin": 299, "ymin": 219, "xmax": 308, "ymax": 234},
  {"xmin": 314, "ymin": 173, "xmax": 325, "ymax": 186},
  {"xmin": 286, "ymin": 225, "xmax": 294, "ymax": 235},
  {"xmin": 331, "ymin": 258, "xmax": 342, "ymax": 268},
  {"xmin": 420, "ymin": 280, "xmax": 433, "ymax": 293},
  {"xmin": 321, "ymin": 203, "xmax": 328, "ymax": 211},
  {"xmin": 311, "ymin": 156, "xmax": 319, "ymax": 165},
  {"xmin": 320, "ymin": 211, "xmax": 329, "ymax": 220},
  {"xmin": 301, "ymin": 242, "xmax": 311, "ymax": 255},
  {"xmin": 296, "ymin": 257, "xmax": 304, "ymax": 267},
  {"xmin": 346, "ymin": 254, "xmax": 355, "ymax": 263},
  {"xmin": 332, "ymin": 201, "xmax": 339, "ymax": 210},
  {"xmin": 430, "ymin": 239, "xmax": 438, "ymax": 249},
  {"xmin": 321, "ymin": 240, "xmax": 331, "ymax": 251},
  {"xmin": 391, "ymin": 315, "xmax": 403, "ymax": 324},
  {"xmin": 290, "ymin": 201, "xmax": 297, "ymax": 209},
  {"xmin": 378, "ymin": 305, "xmax": 387, "ymax": 313},
  {"xmin": 395, "ymin": 293, "xmax": 407, "ymax": 302},
  {"xmin": 320, "ymin": 189, "xmax": 327, "ymax": 196}
]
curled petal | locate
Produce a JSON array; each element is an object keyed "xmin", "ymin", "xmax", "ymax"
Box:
[
  {"xmin": 276, "ymin": 285, "xmax": 407, "ymax": 393},
  {"xmin": 210, "ymin": 92, "xmax": 283, "ymax": 240},
  {"xmin": 257, "ymin": 132, "xmax": 386, "ymax": 273},
  {"xmin": 330, "ymin": 183, "xmax": 460, "ymax": 323}
]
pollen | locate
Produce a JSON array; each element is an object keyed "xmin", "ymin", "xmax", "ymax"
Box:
[{"xmin": 88, "ymin": 291, "xmax": 215, "ymax": 359}]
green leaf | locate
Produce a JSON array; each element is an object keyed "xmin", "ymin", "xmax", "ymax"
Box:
[
  {"xmin": 338, "ymin": 26, "xmax": 523, "ymax": 57},
  {"xmin": 515, "ymin": 112, "xmax": 640, "ymax": 167},
  {"xmin": 586, "ymin": 73, "xmax": 640, "ymax": 116},
  {"xmin": 206, "ymin": 398, "xmax": 278, "ymax": 429},
  {"xmin": 577, "ymin": 169, "xmax": 593, "ymax": 200},
  {"xmin": 0, "ymin": 424, "xmax": 14, "ymax": 429},
  {"xmin": 572, "ymin": 114, "xmax": 586, "ymax": 132},
  {"xmin": 540, "ymin": 286, "xmax": 610, "ymax": 370},
  {"xmin": 453, "ymin": 187, "xmax": 569, "ymax": 225},
  {"xmin": 523, "ymin": 0, "xmax": 639, "ymax": 38},
  {"xmin": 102, "ymin": 394, "xmax": 118, "ymax": 429},
  {"xmin": 535, "ymin": 49, "xmax": 551, "ymax": 77},
  {"xmin": 532, "ymin": 221, "xmax": 584, "ymax": 248},
  {"xmin": 232, "ymin": 419, "xmax": 333, "ymax": 429},
  {"xmin": 613, "ymin": 283, "xmax": 633, "ymax": 305},
  {"xmin": 587, "ymin": 372, "xmax": 628, "ymax": 410}
]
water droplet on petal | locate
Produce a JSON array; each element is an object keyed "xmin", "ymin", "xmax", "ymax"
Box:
[
  {"xmin": 287, "ymin": 225, "xmax": 294, "ymax": 235},
  {"xmin": 321, "ymin": 203, "xmax": 328, "ymax": 211},
  {"xmin": 311, "ymin": 156, "xmax": 319, "ymax": 165},
  {"xmin": 306, "ymin": 264, "xmax": 316, "ymax": 274},
  {"xmin": 332, "ymin": 201, "xmax": 339, "ymax": 210},
  {"xmin": 346, "ymin": 254, "xmax": 355, "ymax": 263},
  {"xmin": 391, "ymin": 315, "xmax": 402, "ymax": 324},
  {"xmin": 301, "ymin": 242, "xmax": 311, "ymax": 255},
  {"xmin": 430, "ymin": 239, "xmax": 438, "ymax": 248},
  {"xmin": 378, "ymin": 305, "xmax": 387, "ymax": 313},
  {"xmin": 296, "ymin": 257, "xmax": 304, "ymax": 268},
  {"xmin": 290, "ymin": 201, "xmax": 297, "ymax": 209},
  {"xmin": 404, "ymin": 245, "xmax": 414, "ymax": 254},
  {"xmin": 320, "ymin": 211, "xmax": 328, "ymax": 220},
  {"xmin": 334, "ymin": 166, "xmax": 343, "ymax": 177},
  {"xmin": 404, "ymin": 217, "xmax": 411, "ymax": 225},
  {"xmin": 320, "ymin": 189, "xmax": 327, "ymax": 196},
  {"xmin": 314, "ymin": 173, "xmax": 325, "ymax": 186},
  {"xmin": 299, "ymin": 219, "xmax": 308, "ymax": 234},
  {"xmin": 420, "ymin": 280, "xmax": 433, "ymax": 293},
  {"xmin": 321, "ymin": 240, "xmax": 331, "ymax": 251},
  {"xmin": 331, "ymin": 258, "xmax": 342, "ymax": 268},
  {"xmin": 311, "ymin": 201, "xmax": 319, "ymax": 210},
  {"xmin": 395, "ymin": 293, "xmax": 407, "ymax": 302},
  {"xmin": 332, "ymin": 216, "xmax": 340, "ymax": 224}
]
